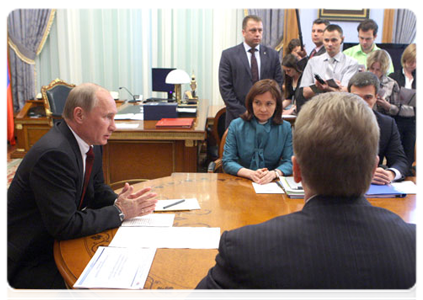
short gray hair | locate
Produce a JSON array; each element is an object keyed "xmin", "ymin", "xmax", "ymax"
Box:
[
  {"xmin": 294, "ymin": 92, "xmax": 379, "ymax": 197},
  {"xmin": 347, "ymin": 72, "xmax": 380, "ymax": 95},
  {"xmin": 62, "ymin": 83, "xmax": 104, "ymax": 120}
]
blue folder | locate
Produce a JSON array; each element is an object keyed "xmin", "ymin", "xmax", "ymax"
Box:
[{"xmin": 365, "ymin": 184, "xmax": 406, "ymax": 198}]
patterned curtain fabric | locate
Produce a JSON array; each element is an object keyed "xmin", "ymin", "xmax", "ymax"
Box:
[
  {"xmin": 392, "ymin": 9, "xmax": 416, "ymax": 44},
  {"xmin": 247, "ymin": 9, "xmax": 284, "ymax": 51},
  {"xmin": 7, "ymin": 9, "xmax": 55, "ymax": 110}
]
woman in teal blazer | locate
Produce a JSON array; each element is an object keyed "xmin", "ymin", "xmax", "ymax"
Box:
[{"xmin": 222, "ymin": 79, "xmax": 293, "ymax": 184}]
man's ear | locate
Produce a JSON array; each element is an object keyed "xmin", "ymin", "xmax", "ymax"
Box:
[
  {"xmin": 372, "ymin": 155, "xmax": 380, "ymax": 176},
  {"xmin": 73, "ymin": 107, "xmax": 84, "ymax": 124},
  {"xmin": 292, "ymin": 156, "xmax": 302, "ymax": 183}
]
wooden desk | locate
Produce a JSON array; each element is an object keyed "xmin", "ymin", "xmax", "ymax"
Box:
[
  {"xmin": 11, "ymin": 100, "xmax": 127, "ymax": 159},
  {"xmin": 12, "ymin": 100, "xmax": 50, "ymax": 158},
  {"xmin": 54, "ymin": 173, "xmax": 416, "ymax": 289},
  {"xmin": 103, "ymin": 101, "xmax": 207, "ymax": 184}
]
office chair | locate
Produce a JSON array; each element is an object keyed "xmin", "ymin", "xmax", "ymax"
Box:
[
  {"xmin": 207, "ymin": 107, "xmax": 226, "ymax": 162},
  {"xmin": 207, "ymin": 129, "xmax": 228, "ymax": 173},
  {"xmin": 412, "ymin": 132, "xmax": 420, "ymax": 176},
  {"xmin": 41, "ymin": 78, "xmax": 75, "ymax": 126}
]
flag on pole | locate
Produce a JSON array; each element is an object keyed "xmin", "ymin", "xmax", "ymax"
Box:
[{"xmin": 7, "ymin": 60, "xmax": 16, "ymax": 145}]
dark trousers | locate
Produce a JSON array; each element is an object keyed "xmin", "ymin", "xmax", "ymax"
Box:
[
  {"xmin": 8, "ymin": 257, "xmax": 67, "ymax": 289},
  {"xmin": 395, "ymin": 116, "xmax": 416, "ymax": 173}
]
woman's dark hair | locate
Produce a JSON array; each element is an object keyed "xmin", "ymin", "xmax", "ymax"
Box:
[
  {"xmin": 282, "ymin": 54, "xmax": 302, "ymax": 99},
  {"xmin": 287, "ymin": 39, "xmax": 301, "ymax": 55},
  {"xmin": 241, "ymin": 79, "xmax": 283, "ymax": 124}
]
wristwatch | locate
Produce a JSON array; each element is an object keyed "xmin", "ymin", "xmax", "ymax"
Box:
[{"xmin": 114, "ymin": 204, "xmax": 125, "ymax": 222}]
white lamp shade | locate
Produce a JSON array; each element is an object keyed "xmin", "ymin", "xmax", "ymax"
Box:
[{"xmin": 165, "ymin": 69, "xmax": 191, "ymax": 84}]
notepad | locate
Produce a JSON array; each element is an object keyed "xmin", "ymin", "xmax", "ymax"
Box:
[
  {"xmin": 155, "ymin": 118, "xmax": 194, "ymax": 128},
  {"xmin": 252, "ymin": 182, "xmax": 284, "ymax": 194}
]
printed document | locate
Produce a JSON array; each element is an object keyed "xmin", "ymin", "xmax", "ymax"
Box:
[
  {"xmin": 74, "ymin": 247, "xmax": 156, "ymax": 289},
  {"xmin": 122, "ymin": 214, "xmax": 175, "ymax": 227}
]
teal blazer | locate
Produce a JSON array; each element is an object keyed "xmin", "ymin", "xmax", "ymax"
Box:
[{"xmin": 222, "ymin": 117, "xmax": 293, "ymax": 176}]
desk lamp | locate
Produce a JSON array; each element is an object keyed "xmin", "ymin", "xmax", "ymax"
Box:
[{"xmin": 165, "ymin": 69, "xmax": 191, "ymax": 105}]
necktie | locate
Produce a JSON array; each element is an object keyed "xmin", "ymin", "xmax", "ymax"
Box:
[
  {"xmin": 79, "ymin": 147, "xmax": 94, "ymax": 210},
  {"xmin": 309, "ymin": 48, "xmax": 317, "ymax": 58},
  {"xmin": 325, "ymin": 57, "xmax": 335, "ymax": 80},
  {"xmin": 249, "ymin": 48, "xmax": 259, "ymax": 83}
]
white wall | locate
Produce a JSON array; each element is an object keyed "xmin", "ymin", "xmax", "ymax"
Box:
[{"xmin": 299, "ymin": 9, "xmax": 386, "ymax": 55}]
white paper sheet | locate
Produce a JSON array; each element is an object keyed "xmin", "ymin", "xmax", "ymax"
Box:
[
  {"xmin": 252, "ymin": 182, "xmax": 285, "ymax": 194},
  {"xmin": 109, "ymin": 226, "xmax": 221, "ymax": 249},
  {"xmin": 154, "ymin": 198, "xmax": 200, "ymax": 211},
  {"xmin": 74, "ymin": 247, "xmax": 156, "ymax": 289},
  {"xmin": 121, "ymin": 214, "xmax": 175, "ymax": 227},
  {"xmin": 391, "ymin": 181, "xmax": 417, "ymax": 194},
  {"xmin": 115, "ymin": 122, "xmax": 140, "ymax": 129}
]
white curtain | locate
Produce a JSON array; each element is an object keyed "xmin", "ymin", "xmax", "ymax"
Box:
[{"xmin": 35, "ymin": 8, "xmax": 245, "ymax": 106}]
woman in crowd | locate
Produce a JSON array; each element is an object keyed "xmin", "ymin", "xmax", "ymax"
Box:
[
  {"xmin": 222, "ymin": 79, "xmax": 293, "ymax": 184},
  {"xmin": 281, "ymin": 53, "xmax": 304, "ymax": 114},
  {"xmin": 388, "ymin": 43, "xmax": 417, "ymax": 175},
  {"xmin": 367, "ymin": 49, "xmax": 400, "ymax": 114},
  {"xmin": 286, "ymin": 39, "xmax": 305, "ymax": 61}
]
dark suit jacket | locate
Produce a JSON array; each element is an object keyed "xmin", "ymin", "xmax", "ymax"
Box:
[
  {"xmin": 375, "ymin": 110, "xmax": 408, "ymax": 177},
  {"xmin": 196, "ymin": 195, "xmax": 416, "ymax": 289},
  {"xmin": 8, "ymin": 120, "xmax": 120, "ymax": 287},
  {"xmin": 389, "ymin": 69, "xmax": 416, "ymax": 89},
  {"xmin": 219, "ymin": 43, "xmax": 283, "ymax": 128}
]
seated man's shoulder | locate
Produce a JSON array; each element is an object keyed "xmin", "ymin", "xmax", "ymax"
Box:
[{"xmin": 374, "ymin": 109, "xmax": 395, "ymax": 124}]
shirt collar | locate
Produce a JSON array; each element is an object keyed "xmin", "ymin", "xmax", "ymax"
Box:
[
  {"xmin": 324, "ymin": 51, "xmax": 343, "ymax": 62},
  {"xmin": 67, "ymin": 123, "xmax": 91, "ymax": 157},
  {"xmin": 244, "ymin": 42, "xmax": 260, "ymax": 53},
  {"xmin": 314, "ymin": 45, "xmax": 323, "ymax": 53}
]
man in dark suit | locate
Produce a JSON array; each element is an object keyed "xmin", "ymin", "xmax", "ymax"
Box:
[
  {"xmin": 219, "ymin": 15, "xmax": 283, "ymax": 128},
  {"xmin": 297, "ymin": 18, "xmax": 330, "ymax": 71},
  {"xmin": 348, "ymin": 72, "xmax": 408, "ymax": 184},
  {"xmin": 8, "ymin": 83, "xmax": 158, "ymax": 289},
  {"xmin": 196, "ymin": 92, "xmax": 415, "ymax": 289}
]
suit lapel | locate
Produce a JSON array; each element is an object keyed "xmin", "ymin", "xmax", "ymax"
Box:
[
  {"xmin": 238, "ymin": 43, "xmax": 252, "ymax": 79},
  {"xmin": 259, "ymin": 45, "xmax": 268, "ymax": 79},
  {"xmin": 57, "ymin": 121, "xmax": 85, "ymax": 200}
]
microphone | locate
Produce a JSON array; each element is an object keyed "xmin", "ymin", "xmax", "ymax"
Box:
[{"xmin": 119, "ymin": 86, "xmax": 138, "ymax": 103}]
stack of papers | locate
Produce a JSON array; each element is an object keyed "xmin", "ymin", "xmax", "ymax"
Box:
[{"xmin": 279, "ymin": 177, "xmax": 304, "ymax": 198}]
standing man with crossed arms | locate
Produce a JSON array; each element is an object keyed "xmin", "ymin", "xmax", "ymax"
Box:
[{"xmin": 219, "ymin": 15, "xmax": 283, "ymax": 129}]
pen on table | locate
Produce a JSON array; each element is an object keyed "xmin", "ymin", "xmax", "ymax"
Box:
[
  {"xmin": 276, "ymin": 180, "xmax": 284, "ymax": 191},
  {"xmin": 163, "ymin": 199, "xmax": 186, "ymax": 210}
]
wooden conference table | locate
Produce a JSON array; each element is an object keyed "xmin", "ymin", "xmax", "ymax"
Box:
[{"xmin": 54, "ymin": 173, "xmax": 416, "ymax": 289}]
